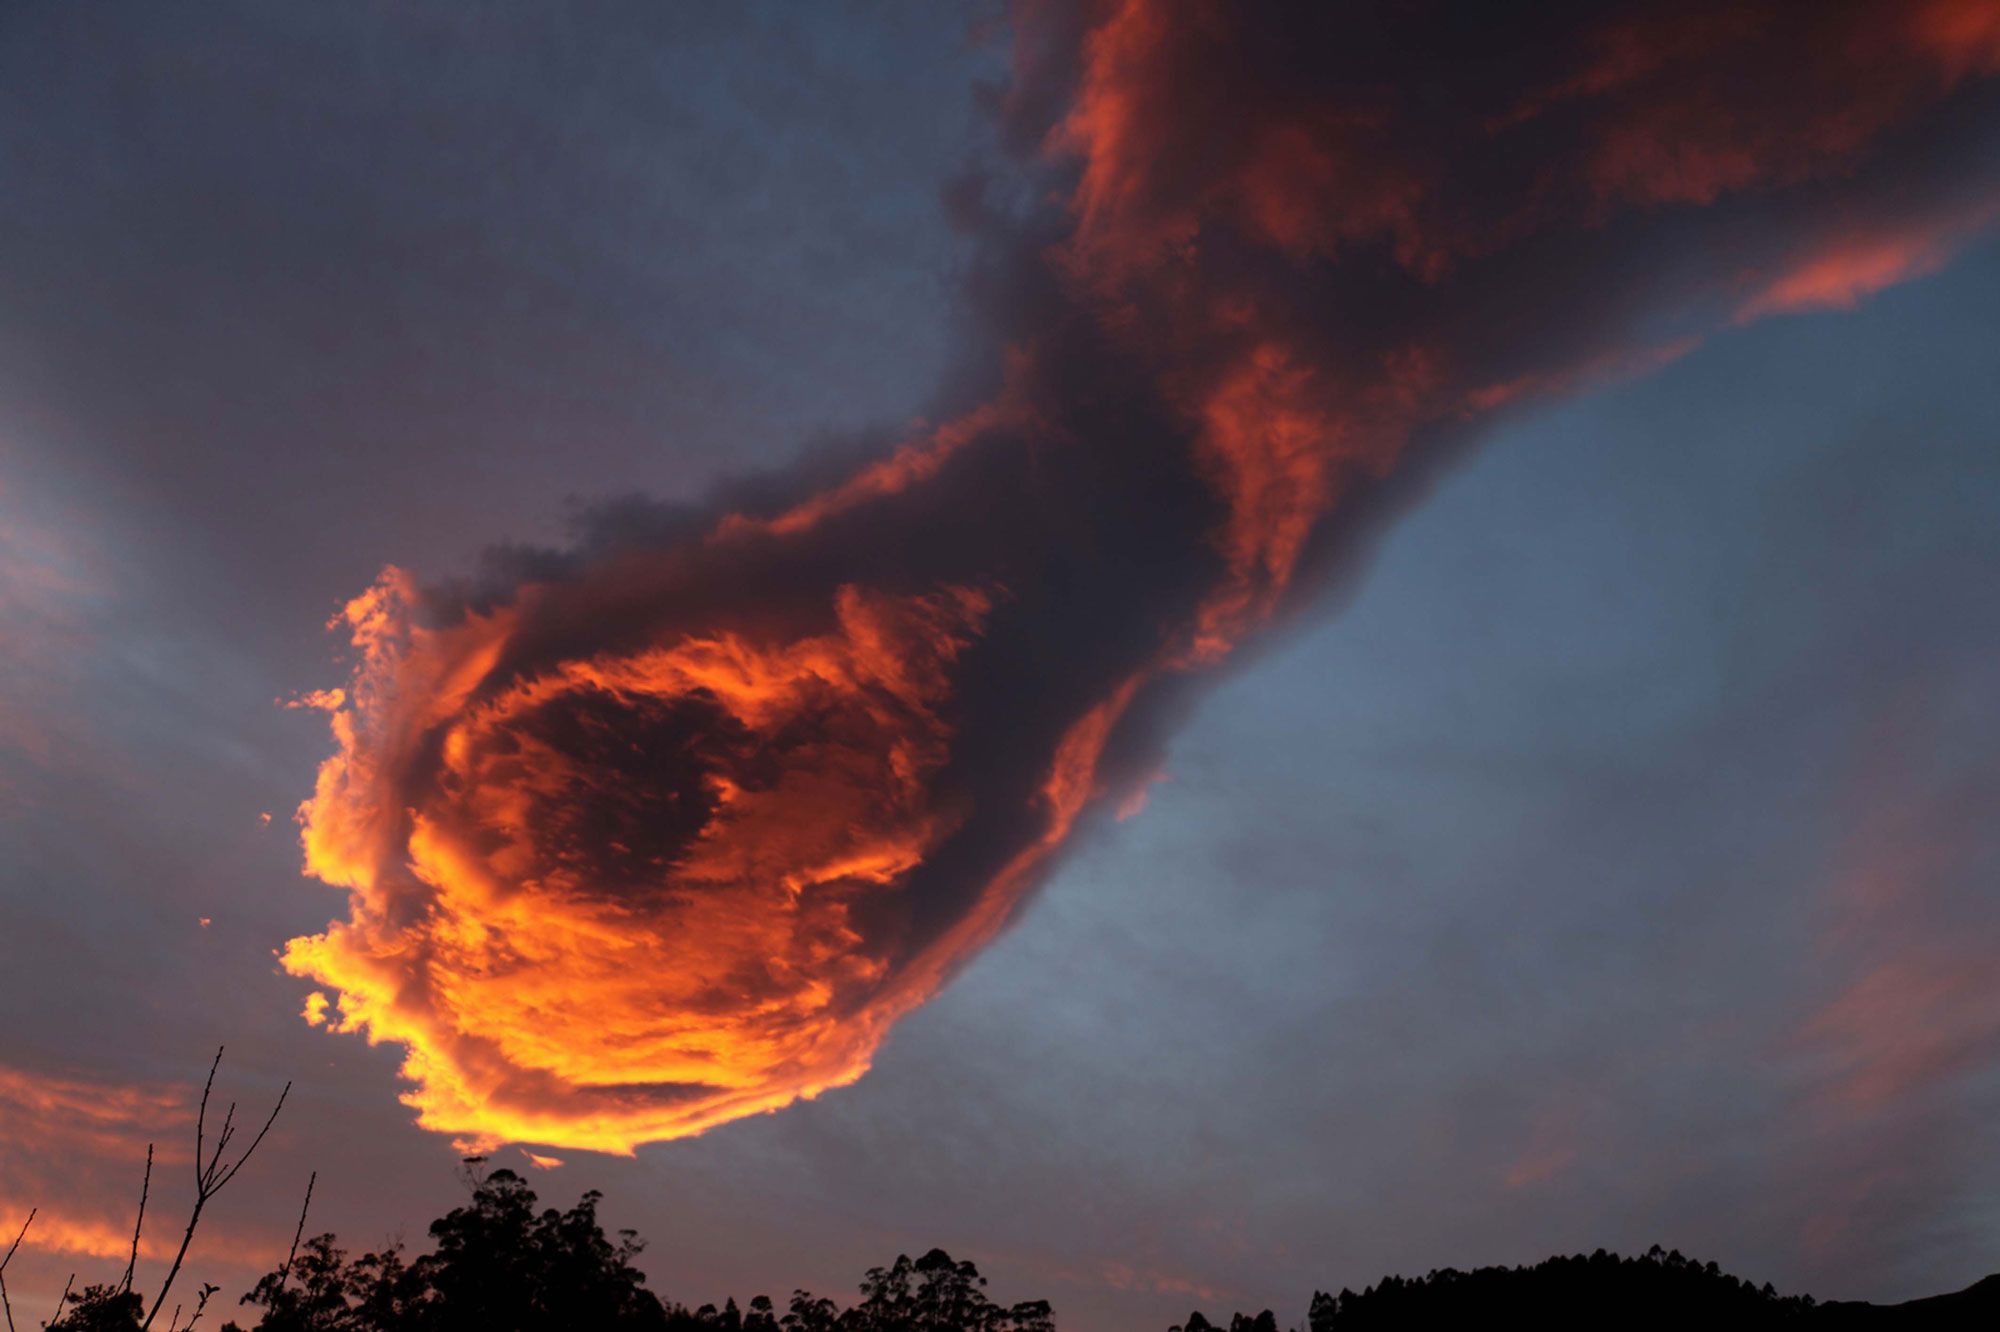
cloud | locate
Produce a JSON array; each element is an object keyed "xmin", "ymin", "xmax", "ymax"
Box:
[
  {"xmin": 1783, "ymin": 677, "xmax": 2000, "ymax": 1275},
  {"xmin": 1793, "ymin": 686, "xmax": 2000, "ymax": 1110},
  {"xmin": 285, "ymin": 0, "xmax": 2000, "ymax": 1152},
  {"xmin": 0, "ymin": 1061, "xmax": 184, "ymax": 1262},
  {"xmin": 1736, "ymin": 199, "xmax": 2000, "ymax": 320},
  {"xmin": 0, "ymin": 1058, "xmax": 298, "ymax": 1315}
]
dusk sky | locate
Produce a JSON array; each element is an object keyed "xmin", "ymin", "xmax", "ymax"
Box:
[{"xmin": 4, "ymin": 3, "xmax": 2000, "ymax": 1330}]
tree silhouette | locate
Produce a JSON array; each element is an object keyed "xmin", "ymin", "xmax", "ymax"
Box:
[
  {"xmin": 225, "ymin": 1164, "xmax": 667, "ymax": 1332},
  {"xmin": 46, "ymin": 1284, "xmax": 146, "ymax": 1332},
  {"xmin": 843, "ymin": 1249, "xmax": 1052, "ymax": 1332},
  {"xmin": 208, "ymin": 1167, "xmax": 1058, "ymax": 1332},
  {"xmin": 1168, "ymin": 1314, "xmax": 1276, "ymax": 1332},
  {"xmin": 1175, "ymin": 1246, "xmax": 1834, "ymax": 1330},
  {"xmin": 22, "ymin": 1069, "xmax": 1993, "ymax": 1332}
]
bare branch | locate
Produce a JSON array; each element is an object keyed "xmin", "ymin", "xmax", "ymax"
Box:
[
  {"xmin": 0, "ymin": 1209, "xmax": 32, "ymax": 1332},
  {"xmin": 203, "ymin": 1102, "xmax": 236, "ymax": 1187},
  {"xmin": 0, "ymin": 1210, "xmax": 28, "ymax": 1271},
  {"xmin": 211, "ymin": 1082, "xmax": 287, "ymax": 1195},
  {"xmin": 193, "ymin": 1049, "xmax": 220, "ymax": 1193},
  {"xmin": 142, "ymin": 1051, "xmax": 291, "ymax": 1332},
  {"xmin": 276, "ymin": 1173, "xmax": 317, "ymax": 1294},
  {"xmin": 48, "ymin": 1274, "xmax": 73, "ymax": 1330},
  {"xmin": 122, "ymin": 1144, "xmax": 154, "ymax": 1293},
  {"xmin": 184, "ymin": 1283, "xmax": 218, "ymax": 1331}
]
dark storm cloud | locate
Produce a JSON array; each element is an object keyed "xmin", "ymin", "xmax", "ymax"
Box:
[{"xmin": 274, "ymin": 0, "xmax": 2000, "ymax": 1153}]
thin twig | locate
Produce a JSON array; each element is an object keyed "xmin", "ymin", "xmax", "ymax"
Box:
[
  {"xmin": 275, "ymin": 1173, "xmax": 316, "ymax": 1293},
  {"xmin": 0, "ymin": 1209, "xmax": 34, "ymax": 1332},
  {"xmin": 194, "ymin": 1050, "xmax": 219, "ymax": 1195},
  {"xmin": 142, "ymin": 1049, "xmax": 290, "ymax": 1332},
  {"xmin": 122, "ymin": 1144, "xmax": 153, "ymax": 1293},
  {"xmin": 48, "ymin": 1264, "xmax": 73, "ymax": 1328},
  {"xmin": 48, "ymin": 1272, "xmax": 73, "ymax": 1328},
  {"xmin": 184, "ymin": 1283, "xmax": 218, "ymax": 1331}
]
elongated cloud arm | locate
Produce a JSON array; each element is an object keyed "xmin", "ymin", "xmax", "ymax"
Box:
[{"xmin": 287, "ymin": 0, "xmax": 2000, "ymax": 1153}]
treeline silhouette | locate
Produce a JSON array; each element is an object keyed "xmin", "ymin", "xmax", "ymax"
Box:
[
  {"xmin": 12, "ymin": 1054, "xmax": 1996, "ymax": 1331},
  {"xmin": 1173, "ymin": 1247, "xmax": 1814, "ymax": 1330},
  {"xmin": 43, "ymin": 1167, "xmax": 1998, "ymax": 1332},
  {"xmin": 40, "ymin": 1162, "xmax": 1053, "ymax": 1332},
  {"xmin": 1170, "ymin": 1247, "xmax": 2000, "ymax": 1330},
  {"xmin": 221, "ymin": 1163, "xmax": 1051, "ymax": 1332}
]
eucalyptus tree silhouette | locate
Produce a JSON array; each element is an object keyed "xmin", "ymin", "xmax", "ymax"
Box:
[{"xmin": 217, "ymin": 1163, "xmax": 1055, "ymax": 1332}]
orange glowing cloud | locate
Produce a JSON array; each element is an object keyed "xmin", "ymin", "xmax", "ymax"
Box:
[
  {"xmin": 287, "ymin": 0, "xmax": 2000, "ymax": 1153},
  {"xmin": 287, "ymin": 569, "xmax": 1001, "ymax": 1151},
  {"xmin": 1737, "ymin": 201, "xmax": 2000, "ymax": 320},
  {"xmin": 0, "ymin": 1062, "xmax": 185, "ymax": 1262}
]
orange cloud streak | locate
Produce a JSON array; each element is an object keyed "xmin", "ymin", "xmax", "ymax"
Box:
[
  {"xmin": 1738, "ymin": 200, "xmax": 2000, "ymax": 321},
  {"xmin": 0, "ymin": 1062, "xmax": 185, "ymax": 1261}
]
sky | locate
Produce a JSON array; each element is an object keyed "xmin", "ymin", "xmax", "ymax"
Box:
[{"xmin": 2, "ymin": 2, "xmax": 1999, "ymax": 1329}]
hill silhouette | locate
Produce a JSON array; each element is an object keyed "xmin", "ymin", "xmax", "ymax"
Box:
[{"xmin": 1172, "ymin": 1248, "xmax": 2000, "ymax": 1331}]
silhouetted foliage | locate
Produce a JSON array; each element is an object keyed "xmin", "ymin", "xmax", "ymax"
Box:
[
  {"xmin": 213, "ymin": 1165, "xmax": 1052, "ymax": 1332},
  {"xmin": 46, "ymin": 1284, "xmax": 144, "ymax": 1331},
  {"xmin": 1167, "ymin": 1314, "xmax": 1276, "ymax": 1332},
  {"xmin": 1174, "ymin": 1246, "xmax": 1826, "ymax": 1331},
  {"xmin": 220, "ymin": 1165, "xmax": 661, "ymax": 1332},
  {"xmin": 23, "ymin": 1075, "xmax": 1994, "ymax": 1332},
  {"xmin": 843, "ymin": 1249, "xmax": 1052, "ymax": 1332}
]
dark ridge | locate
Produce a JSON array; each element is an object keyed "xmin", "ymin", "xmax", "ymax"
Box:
[{"xmin": 1175, "ymin": 1247, "xmax": 2000, "ymax": 1331}]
